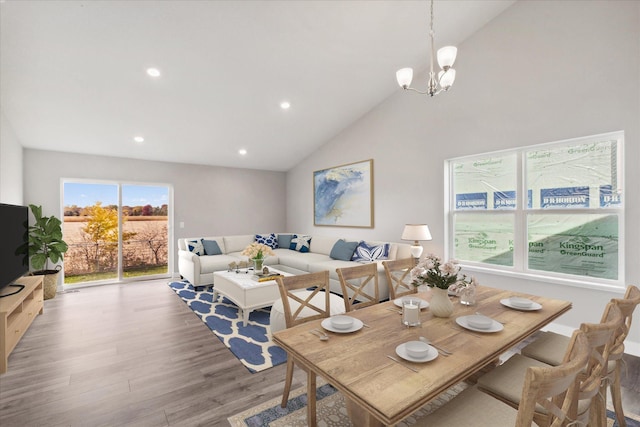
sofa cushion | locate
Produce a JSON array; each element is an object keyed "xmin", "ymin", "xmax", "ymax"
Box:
[
  {"xmin": 310, "ymin": 235, "xmax": 340, "ymax": 255},
  {"xmin": 200, "ymin": 255, "xmax": 244, "ymax": 274},
  {"xmin": 290, "ymin": 234, "xmax": 312, "ymax": 253},
  {"xmin": 352, "ymin": 241, "xmax": 390, "ymax": 262},
  {"xmin": 255, "ymin": 233, "xmax": 278, "ymax": 249},
  {"xmin": 203, "ymin": 239, "xmax": 222, "ymax": 255},
  {"xmin": 187, "ymin": 238, "xmax": 205, "ymax": 256},
  {"xmin": 329, "ymin": 239, "xmax": 359, "ymax": 261},
  {"xmin": 223, "ymin": 235, "xmax": 254, "ymax": 253},
  {"xmin": 277, "ymin": 234, "xmax": 293, "ymax": 249},
  {"xmin": 277, "ymin": 252, "xmax": 331, "ymax": 271}
]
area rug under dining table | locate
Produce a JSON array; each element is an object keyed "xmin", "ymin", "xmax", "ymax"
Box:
[
  {"xmin": 228, "ymin": 382, "xmax": 640, "ymax": 427},
  {"xmin": 168, "ymin": 280, "xmax": 286, "ymax": 373}
]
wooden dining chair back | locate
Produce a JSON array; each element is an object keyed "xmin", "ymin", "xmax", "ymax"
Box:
[
  {"xmin": 601, "ymin": 284, "xmax": 640, "ymax": 427},
  {"xmin": 416, "ymin": 331, "xmax": 590, "ymax": 427},
  {"xmin": 477, "ymin": 303, "xmax": 621, "ymax": 427},
  {"xmin": 274, "ymin": 271, "xmax": 332, "ymax": 427},
  {"xmin": 382, "ymin": 258, "xmax": 417, "ymax": 300},
  {"xmin": 516, "ymin": 331, "xmax": 591, "ymax": 427},
  {"xmin": 275, "ymin": 270, "xmax": 333, "ymax": 328},
  {"xmin": 573, "ymin": 303, "xmax": 623, "ymax": 426},
  {"xmin": 336, "ymin": 263, "xmax": 379, "ymax": 312}
]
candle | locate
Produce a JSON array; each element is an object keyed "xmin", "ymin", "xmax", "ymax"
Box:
[{"xmin": 402, "ymin": 299, "xmax": 421, "ymax": 327}]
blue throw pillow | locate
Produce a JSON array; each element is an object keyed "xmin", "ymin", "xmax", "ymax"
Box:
[
  {"xmin": 187, "ymin": 238, "xmax": 205, "ymax": 256},
  {"xmin": 278, "ymin": 234, "xmax": 293, "ymax": 249},
  {"xmin": 203, "ymin": 239, "xmax": 222, "ymax": 255},
  {"xmin": 329, "ymin": 239, "xmax": 359, "ymax": 261},
  {"xmin": 289, "ymin": 234, "xmax": 312, "ymax": 253},
  {"xmin": 351, "ymin": 241, "xmax": 390, "ymax": 262},
  {"xmin": 255, "ymin": 233, "xmax": 278, "ymax": 249}
]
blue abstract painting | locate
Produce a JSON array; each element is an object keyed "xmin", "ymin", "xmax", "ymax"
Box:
[{"xmin": 314, "ymin": 159, "xmax": 373, "ymax": 227}]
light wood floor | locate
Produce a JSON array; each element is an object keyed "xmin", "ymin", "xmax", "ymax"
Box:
[{"xmin": 0, "ymin": 279, "xmax": 638, "ymax": 426}]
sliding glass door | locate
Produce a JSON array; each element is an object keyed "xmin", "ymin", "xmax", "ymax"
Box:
[{"xmin": 62, "ymin": 181, "xmax": 171, "ymax": 285}]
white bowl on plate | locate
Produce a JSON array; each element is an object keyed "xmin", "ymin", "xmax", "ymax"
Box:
[
  {"xmin": 405, "ymin": 341, "xmax": 430, "ymax": 359},
  {"xmin": 466, "ymin": 314, "xmax": 493, "ymax": 329},
  {"xmin": 509, "ymin": 297, "xmax": 533, "ymax": 309},
  {"xmin": 330, "ymin": 315, "xmax": 354, "ymax": 330}
]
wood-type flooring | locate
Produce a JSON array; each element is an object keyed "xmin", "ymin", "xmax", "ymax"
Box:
[{"xmin": 0, "ymin": 279, "xmax": 638, "ymax": 426}]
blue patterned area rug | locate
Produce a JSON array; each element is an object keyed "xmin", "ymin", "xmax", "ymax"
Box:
[
  {"xmin": 168, "ymin": 280, "xmax": 286, "ymax": 373},
  {"xmin": 228, "ymin": 382, "xmax": 640, "ymax": 427}
]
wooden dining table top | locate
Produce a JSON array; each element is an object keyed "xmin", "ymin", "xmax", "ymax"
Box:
[{"xmin": 272, "ymin": 285, "xmax": 571, "ymax": 426}]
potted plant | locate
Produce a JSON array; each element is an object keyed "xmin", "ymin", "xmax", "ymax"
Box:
[{"xmin": 21, "ymin": 204, "xmax": 69, "ymax": 299}]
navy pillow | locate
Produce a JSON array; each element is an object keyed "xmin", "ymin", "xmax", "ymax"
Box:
[
  {"xmin": 351, "ymin": 241, "xmax": 390, "ymax": 262},
  {"xmin": 187, "ymin": 238, "xmax": 204, "ymax": 256},
  {"xmin": 203, "ymin": 239, "xmax": 222, "ymax": 255},
  {"xmin": 278, "ymin": 234, "xmax": 293, "ymax": 249},
  {"xmin": 329, "ymin": 239, "xmax": 359, "ymax": 261},
  {"xmin": 255, "ymin": 233, "xmax": 278, "ymax": 249},
  {"xmin": 289, "ymin": 234, "xmax": 312, "ymax": 253}
]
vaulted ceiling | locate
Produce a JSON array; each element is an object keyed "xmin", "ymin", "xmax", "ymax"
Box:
[{"xmin": 0, "ymin": 0, "xmax": 515, "ymax": 171}]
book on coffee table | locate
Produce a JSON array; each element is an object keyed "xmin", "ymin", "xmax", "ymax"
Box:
[{"xmin": 251, "ymin": 272, "xmax": 283, "ymax": 282}]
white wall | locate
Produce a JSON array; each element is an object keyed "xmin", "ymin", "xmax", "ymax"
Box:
[
  {"xmin": 23, "ymin": 149, "xmax": 287, "ymax": 275},
  {"xmin": 0, "ymin": 112, "xmax": 24, "ymax": 204},
  {"xmin": 286, "ymin": 1, "xmax": 640, "ymax": 353}
]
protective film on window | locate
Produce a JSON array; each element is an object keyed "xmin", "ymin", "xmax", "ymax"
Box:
[
  {"xmin": 527, "ymin": 214, "xmax": 618, "ymax": 280},
  {"xmin": 526, "ymin": 138, "xmax": 622, "ymax": 210},
  {"xmin": 453, "ymin": 213, "xmax": 514, "ymax": 267},
  {"xmin": 453, "ymin": 154, "xmax": 517, "ymax": 211}
]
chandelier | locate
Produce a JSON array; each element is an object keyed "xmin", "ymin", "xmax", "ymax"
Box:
[{"xmin": 396, "ymin": 0, "xmax": 457, "ymax": 97}]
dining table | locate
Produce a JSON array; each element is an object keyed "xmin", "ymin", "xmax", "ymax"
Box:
[{"xmin": 272, "ymin": 285, "xmax": 571, "ymax": 427}]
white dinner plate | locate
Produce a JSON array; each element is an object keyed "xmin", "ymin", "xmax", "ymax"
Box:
[
  {"xmin": 393, "ymin": 297, "xmax": 430, "ymax": 310},
  {"xmin": 395, "ymin": 343, "xmax": 438, "ymax": 363},
  {"xmin": 456, "ymin": 315, "xmax": 504, "ymax": 333},
  {"xmin": 500, "ymin": 298, "xmax": 542, "ymax": 311},
  {"xmin": 321, "ymin": 317, "xmax": 364, "ymax": 333}
]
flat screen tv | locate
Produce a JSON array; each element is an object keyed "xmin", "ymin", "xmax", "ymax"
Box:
[{"xmin": 0, "ymin": 203, "xmax": 29, "ymax": 297}]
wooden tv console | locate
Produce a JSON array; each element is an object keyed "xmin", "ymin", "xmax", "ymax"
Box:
[{"xmin": 0, "ymin": 276, "xmax": 44, "ymax": 374}]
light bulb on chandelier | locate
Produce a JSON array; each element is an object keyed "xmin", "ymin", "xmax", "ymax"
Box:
[{"xmin": 396, "ymin": 0, "xmax": 457, "ymax": 97}]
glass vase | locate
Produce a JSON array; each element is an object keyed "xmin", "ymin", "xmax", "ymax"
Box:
[{"xmin": 253, "ymin": 258, "xmax": 264, "ymax": 272}]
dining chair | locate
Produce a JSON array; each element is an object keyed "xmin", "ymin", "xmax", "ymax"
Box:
[
  {"xmin": 476, "ymin": 302, "xmax": 623, "ymax": 427},
  {"xmin": 520, "ymin": 285, "xmax": 639, "ymax": 426},
  {"xmin": 274, "ymin": 270, "xmax": 334, "ymax": 427},
  {"xmin": 336, "ymin": 263, "xmax": 379, "ymax": 312},
  {"xmin": 414, "ymin": 330, "xmax": 591, "ymax": 427},
  {"xmin": 382, "ymin": 258, "xmax": 417, "ymax": 300}
]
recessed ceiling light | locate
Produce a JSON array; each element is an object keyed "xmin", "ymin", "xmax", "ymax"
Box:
[
  {"xmin": 134, "ymin": 136, "xmax": 145, "ymax": 143},
  {"xmin": 280, "ymin": 101, "xmax": 291, "ymax": 110},
  {"xmin": 238, "ymin": 149, "xmax": 247, "ymax": 155},
  {"xmin": 146, "ymin": 68, "xmax": 161, "ymax": 77}
]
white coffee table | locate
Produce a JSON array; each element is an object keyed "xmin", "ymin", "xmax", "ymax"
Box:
[{"xmin": 212, "ymin": 267, "xmax": 291, "ymax": 326}]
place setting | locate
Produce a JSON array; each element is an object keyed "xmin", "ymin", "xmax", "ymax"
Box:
[
  {"xmin": 320, "ymin": 314, "xmax": 364, "ymax": 334},
  {"xmin": 388, "ymin": 340, "xmax": 439, "ymax": 372},
  {"xmin": 500, "ymin": 295, "xmax": 542, "ymax": 311},
  {"xmin": 455, "ymin": 313, "xmax": 504, "ymax": 333}
]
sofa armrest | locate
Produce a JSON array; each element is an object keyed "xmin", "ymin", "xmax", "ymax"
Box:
[{"xmin": 178, "ymin": 249, "xmax": 201, "ymax": 284}]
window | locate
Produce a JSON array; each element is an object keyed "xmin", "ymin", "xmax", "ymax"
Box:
[
  {"xmin": 447, "ymin": 131, "xmax": 624, "ymax": 287},
  {"xmin": 62, "ymin": 181, "xmax": 171, "ymax": 285}
]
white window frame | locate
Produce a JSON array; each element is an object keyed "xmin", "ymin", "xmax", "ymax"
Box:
[{"xmin": 445, "ymin": 131, "xmax": 625, "ymax": 292}]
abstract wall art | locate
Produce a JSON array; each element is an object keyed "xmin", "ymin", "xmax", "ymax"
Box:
[{"xmin": 313, "ymin": 159, "xmax": 373, "ymax": 228}]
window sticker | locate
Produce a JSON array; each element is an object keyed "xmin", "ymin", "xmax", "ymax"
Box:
[{"xmin": 540, "ymin": 186, "xmax": 589, "ymax": 209}]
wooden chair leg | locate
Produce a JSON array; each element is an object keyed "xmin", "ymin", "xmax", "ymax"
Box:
[
  {"xmin": 307, "ymin": 369, "xmax": 317, "ymax": 427},
  {"xmin": 610, "ymin": 363, "xmax": 627, "ymax": 427},
  {"xmin": 281, "ymin": 358, "xmax": 294, "ymax": 408}
]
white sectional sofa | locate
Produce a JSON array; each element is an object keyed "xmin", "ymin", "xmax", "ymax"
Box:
[{"xmin": 177, "ymin": 233, "xmax": 413, "ymax": 302}]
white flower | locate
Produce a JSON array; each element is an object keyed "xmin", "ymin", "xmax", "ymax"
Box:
[{"xmin": 441, "ymin": 262, "xmax": 459, "ymax": 276}]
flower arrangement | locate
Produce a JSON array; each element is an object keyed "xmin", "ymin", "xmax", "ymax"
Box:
[
  {"xmin": 241, "ymin": 242, "xmax": 275, "ymax": 260},
  {"xmin": 410, "ymin": 253, "xmax": 474, "ymax": 290}
]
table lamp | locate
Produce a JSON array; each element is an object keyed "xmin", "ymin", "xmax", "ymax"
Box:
[{"xmin": 401, "ymin": 224, "xmax": 432, "ymax": 259}]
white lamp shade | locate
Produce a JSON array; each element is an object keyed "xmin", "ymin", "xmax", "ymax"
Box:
[
  {"xmin": 438, "ymin": 68, "xmax": 456, "ymax": 89},
  {"xmin": 401, "ymin": 224, "xmax": 432, "ymax": 242},
  {"xmin": 396, "ymin": 68, "xmax": 414, "ymax": 87},
  {"xmin": 437, "ymin": 46, "xmax": 457, "ymax": 68}
]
